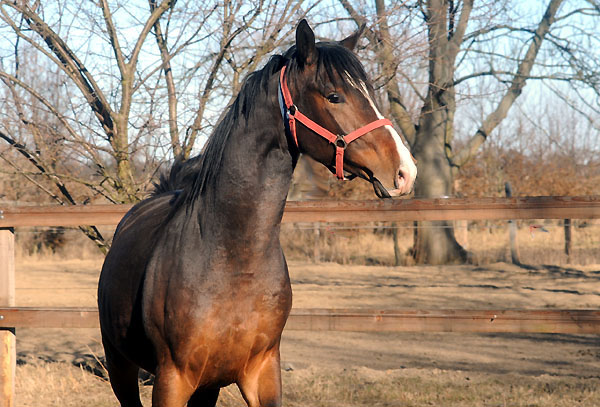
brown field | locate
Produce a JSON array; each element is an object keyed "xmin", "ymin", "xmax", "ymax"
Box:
[{"xmin": 11, "ymin": 233, "xmax": 600, "ymax": 406}]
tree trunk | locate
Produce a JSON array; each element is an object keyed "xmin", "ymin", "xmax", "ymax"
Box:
[
  {"xmin": 408, "ymin": 0, "xmax": 470, "ymax": 265},
  {"xmin": 411, "ymin": 109, "xmax": 467, "ymax": 264}
]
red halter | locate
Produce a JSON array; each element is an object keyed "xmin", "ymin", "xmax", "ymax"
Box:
[{"xmin": 279, "ymin": 65, "xmax": 393, "ymax": 180}]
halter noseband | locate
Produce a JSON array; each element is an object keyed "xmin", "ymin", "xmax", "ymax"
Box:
[{"xmin": 278, "ymin": 65, "xmax": 393, "ymax": 180}]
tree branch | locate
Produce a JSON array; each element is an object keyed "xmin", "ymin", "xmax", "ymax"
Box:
[
  {"xmin": 0, "ymin": 130, "xmax": 77, "ymax": 205},
  {"xmin": 447, "ymin": 0, "xmax": 473, "ymax": 60},
  {"xmin": 185, "ymin": 1, "xmax": 263, "ymax": 158},
  {"xmin": 0, "ymin": 73, "xmax": 106, "ymax": 166},
  {"xmin": 129, "ymin": 0, "xmax": 176, "ymax": 74},
  {"xmin": 454, "ymin": 0, "xmax": 565, "ymax": 167},
  {"xmin": 99, "ymin": 0, "xmax": 127, "ymax": 78},
  {"xmin": 1, "ymin": 156, "xmax": 65, "ymax": 204},
  {"xmin": 463, "ymin": 25, "xmax": 535, "ymax": 42},
  {"xmin": 340, "ymin": 0, "xmax": 418, "ymax": 145},
  {"xmin": 149, "ymin": 0, "xmax": 180, "ymax": 157},
  {"xmin": 3, "ymin": 1, "xmax": 117, "ymax": 139}
]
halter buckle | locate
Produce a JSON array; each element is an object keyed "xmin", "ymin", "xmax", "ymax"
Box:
[{"xmin": 335, "ymin": 134, "xmax": 347, "ymax": 149}]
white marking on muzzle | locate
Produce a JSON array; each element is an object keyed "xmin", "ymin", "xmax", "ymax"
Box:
[{"xmin": 353, "ymin": 79, "xmax": 417, "ymax": 187}]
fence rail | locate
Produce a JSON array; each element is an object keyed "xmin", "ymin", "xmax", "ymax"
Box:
[
  {"xmin": 1, "ymin": 196, "xmax": 599, "ymax": 227},
  {"xmin": 1, "ymin": 307, "xmax": 599, "ymax": 334}
]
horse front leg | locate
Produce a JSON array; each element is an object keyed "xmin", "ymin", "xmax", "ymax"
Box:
[
  {"xmin": 101, "ymin": 335, "xmax": 144, "ymax": 407},
  {"xmin": 237, "ymin": 346, "xmax": 283, "ymax": 407},
  {"xmin": 152, "ymin": 362, "xmax": 198, "ymax": 407}
]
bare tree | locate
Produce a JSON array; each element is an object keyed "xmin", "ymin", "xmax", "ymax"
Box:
[
  {"xmin": 0, "ymin": 0, "xmax": 311, "ymax": 251},
  {"xmin": 339, "ymin": 0, "xmax": 600, "ymax": 264}
]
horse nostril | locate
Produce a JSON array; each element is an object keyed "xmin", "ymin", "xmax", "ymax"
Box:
[
  {"xmin": 395, "ymin": 169, "xmax": 407, "ymax": 189},
  {"xmin": 399, "ymin": 168, "xmax": 408, "ymax": 180}
]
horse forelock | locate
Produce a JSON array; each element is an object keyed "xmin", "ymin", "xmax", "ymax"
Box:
[
  {"xmin": 316, "ymin": 42, "xmax": 370, "ymax": 90},
  {"xmin": 285, "ymin": 41, "xmax": 371, "ymax": 92}
]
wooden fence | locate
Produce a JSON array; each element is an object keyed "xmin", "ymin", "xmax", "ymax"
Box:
[
  {"xmin": 1, "ymin": 196, "xmax": 600, "ymax": 405},
  {"xmin": 2, "ymin": 196, "xmax": 600, "ymax": 226}
]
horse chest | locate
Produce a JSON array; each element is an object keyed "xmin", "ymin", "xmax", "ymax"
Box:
[
  {"xmin": 151, "ymin": 269, "xmax": 291, "ymax": 384},
  {"xmin": 170, "ymin": 270, "xmax": 291, "ymax": 332},
  {"xmin": 151, "ymin": 259, "xmax": 289, "ymax": 328}
]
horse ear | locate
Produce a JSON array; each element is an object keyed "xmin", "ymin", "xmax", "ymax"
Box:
[
  {"xmin": 339, "ymin": 23, "xmax": 366, "ymax": 51},
  {"xmin": 296, "ymin": 19, "xmax": 316, "ymax": 66}
]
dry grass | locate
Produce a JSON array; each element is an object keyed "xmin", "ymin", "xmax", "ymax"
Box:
[
  {"xmin": 15, "ymin": 220, "xmax": 599, "ymax": 267},
  {"xmin": 15, "ymin": 361, "xmax": 146, "ymax": 407},
  {"xmin": 281, "ymin": 220, "xmax": 600, "ymax": 266},
  {"xmin": 281, "ymin": 223, "xmax": 402, "ymax": 265},
  {"xmin": 15, "ymin": 363, "xmax": 600, "ymax": 406},
  {"xmin": 283, "ymin": 367, "xmax": 600, "ymax": 407},
  {"xmin": 14, "ymin": 227, "xmax": 111, "ymax": 261}
]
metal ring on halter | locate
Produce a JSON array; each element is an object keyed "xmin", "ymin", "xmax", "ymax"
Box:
[
  {"xmin": 335, "ymin": 134, "xmax": 347, "ymax": 149},
  {"xmin": 288, "ymin": 104, "xmax": 297, "ymax": 116}
]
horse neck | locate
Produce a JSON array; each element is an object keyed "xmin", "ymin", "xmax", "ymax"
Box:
[{"xmin": 194, "ymin": 73, "xmax": 295, "ymax": 251}]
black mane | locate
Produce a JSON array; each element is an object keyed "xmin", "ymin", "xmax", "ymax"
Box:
[
  {"xmin": 151, "ymin": 154, "xmax": 202, "ymax": 196},
  {"xmin": 151, "ymin": 54, "xmax": 287, "ymax": 202},
  {"xmin": 152, "ymin": 40, "xmax": 371, "ymax": 205}
]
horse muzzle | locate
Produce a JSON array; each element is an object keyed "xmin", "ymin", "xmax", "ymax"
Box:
[{"xmin": 373, "ymin": 162, "xmax": 417, "ymax": 198}]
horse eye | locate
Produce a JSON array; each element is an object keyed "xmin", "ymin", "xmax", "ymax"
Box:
[{"xmin": 326, "ymin": 93, "xmax": 342, "ymax": 104}]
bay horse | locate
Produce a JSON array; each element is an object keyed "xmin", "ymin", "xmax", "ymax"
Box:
[{"xmin": 98, "ymin": 20, "xmax": 417, "ymax": 407}]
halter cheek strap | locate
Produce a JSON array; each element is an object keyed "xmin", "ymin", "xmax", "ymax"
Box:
[{"xmin": 278, "ymin": 65, "xmax": 392, "ymax": 180}]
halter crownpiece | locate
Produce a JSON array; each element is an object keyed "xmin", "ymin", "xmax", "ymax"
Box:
[{"xmin": 278, "ymin": 65, "xmax": 393, "ymax": 180}]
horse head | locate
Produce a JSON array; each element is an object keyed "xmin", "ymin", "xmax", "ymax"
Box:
[{"xmin": 281, "ymin": 20, "xmax": 417, "ymax": 198}]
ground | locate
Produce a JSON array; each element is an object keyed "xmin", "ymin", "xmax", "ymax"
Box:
[{"xmin": 12, "ymin": 257, "xmax": 600, "ymax": 406}]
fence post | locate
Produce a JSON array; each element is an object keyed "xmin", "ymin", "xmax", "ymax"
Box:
[
  {"xmin": 564, "ymin": 219, "xmax": 572, "ymax": 263},
  {"xmin": 313, "ymin": 223, "xmax": 320, "ymax": 263},
  {"xmin": 0, "ymin": 228, "xmax": 15, "ymax": 407},
  {"xmin": 504, "ymin": 183, "xmax": 521, "ymax": 265},
  {"xmin": 392, "ymin": 223, "xmax": 401, "ymax": 266}
]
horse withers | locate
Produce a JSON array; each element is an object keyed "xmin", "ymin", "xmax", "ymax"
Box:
[{"xmin": 98, "ymin": 20, "xmax": 416, "ymax": 407}]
